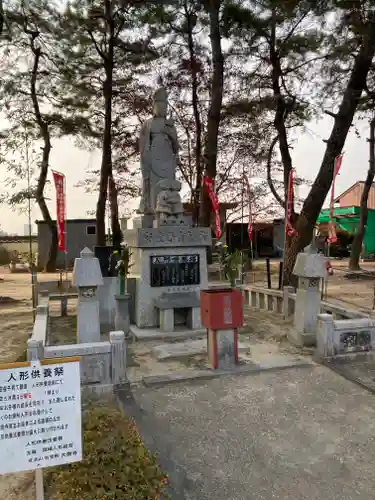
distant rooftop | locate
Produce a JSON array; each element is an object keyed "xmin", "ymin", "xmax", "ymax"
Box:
[{"xmin": 334, "ymin": 181, "xmax": 375, "ymax": 202}]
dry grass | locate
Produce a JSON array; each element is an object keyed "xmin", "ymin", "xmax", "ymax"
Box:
[{"xmin": 46, "ymin": 404, "xmax": 168, "ymax": 500}]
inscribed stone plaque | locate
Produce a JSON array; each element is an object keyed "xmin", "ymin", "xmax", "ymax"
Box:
[
  {"xmin": 124, "ymin": 227, "xmax": 212, "ymax": 248},
  {"xmin": 150, "ymin": 254, "xmax": 200, "ymax": 287},
  {"xmin": 339, "ymin": 330, "xmax": 372, "ymax": 352},
  {"xmin": 0, "ymin": 359, "xmax": 82, "ymax": 474}
]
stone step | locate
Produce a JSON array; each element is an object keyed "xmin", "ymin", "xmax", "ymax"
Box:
[
  {"xmin": 152, "ymin": 338, "xmax": 250, "ymax": 361},
  {"xmin": 130, "ymin": 324, "xmax": 206, "ymax": 342}
]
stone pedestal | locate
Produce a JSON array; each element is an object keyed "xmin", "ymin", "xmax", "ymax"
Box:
[
  {"xmin": 132, "ymin": 215, "xmax": 154, "ymax": 229},
  {"xmin": 207, "ymin": 328, "xmax": 239, "ymax": 369},
  {"xmin": 124, "ymin": 225, "xmax": 212, "ymax": 330},
  {"xmin": 72, "ymin": 247, "xmax": 104, "ymax": 344},
  {"xmin": 115, "ymin": 294, "xmax": 130, "ymax": 337},
  {"xmin": 110, "ymin": 331, "xmax": 127, "ymax": 385},
  {"xmin": 76, "ymin": 292, "xmax": 101, "ymax": 343},
  {"xmin": 97, "ymin": 277, "xmax": 117, "ymax": 328},
  {"xmin": 288, "ymin": 251, "xmax": 326, "ymax": 346}
]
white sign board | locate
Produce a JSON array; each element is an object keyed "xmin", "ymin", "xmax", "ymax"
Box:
[{"xmin": 0, "ymin": 358, "xmax": 82, "ymax": 474}]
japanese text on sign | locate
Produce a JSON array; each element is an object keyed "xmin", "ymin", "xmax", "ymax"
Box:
[
  {"xmin": 150, "ymin": 254, "xmax": 200, "ymax": 287},
  {"xmin": 0, "ymin": 359, "xmax": 82, "ymax": 474}
]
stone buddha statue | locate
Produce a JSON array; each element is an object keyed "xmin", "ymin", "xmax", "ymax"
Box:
[{"xmin": 137, "ymin": 83, "xmax": 180, "ymax": 214}]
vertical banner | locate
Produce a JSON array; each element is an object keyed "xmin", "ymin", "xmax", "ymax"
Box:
[
  {"xmin": 52, "ymin": 170, "xmax": 66, "ymax": 251},
  {"xmin": 243, "ymin": 173, "xmax": 253, "ymax": 242},
  {"xmin": 327, "ymin": 154, "xmax": 344, "ymax": 244},
  {"xmin": 203, "ymin": 176, "xmax": 221, "ymax": 239},
  {"xmin": 285, "ymin": 169, "xmax": 297, "ymax": 237}
]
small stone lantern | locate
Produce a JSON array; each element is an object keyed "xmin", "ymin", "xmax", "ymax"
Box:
[
  {"xmin": 290, "ymin": 249, "xmax": 327, "ymax": 346},
  {"xmin": 72, "ymin": 247, "xmax": 104, "ymax": 343}
]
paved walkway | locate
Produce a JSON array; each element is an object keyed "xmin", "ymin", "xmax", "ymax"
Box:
[{"xmin": 119, "ymin": 364, "xmax": 375, "ymax": 499}]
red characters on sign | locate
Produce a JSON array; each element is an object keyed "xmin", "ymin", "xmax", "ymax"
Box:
[{"xmin": 52, "ymin": 171, "xmax": 66, "ymax": 251}]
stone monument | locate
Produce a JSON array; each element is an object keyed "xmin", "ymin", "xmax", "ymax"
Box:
[{"xmin": 123, "ymin": 82, "xmax": 212, "ymax": 334}]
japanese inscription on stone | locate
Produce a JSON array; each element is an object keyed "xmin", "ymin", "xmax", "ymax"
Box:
[
  {"xmin": 127, "ymin": 227, "xmax": 212, "ymax": 248},
  {"xmin": 0, "ymin": 359, "xmax": 82, "ymax": 474},
  {"xmin": 150, "ymin": 254, "xmax": 200, "ymax": 287},
  {"xmin": 339, "ymin": 330, "xmax": 372, "ymax": 352}
]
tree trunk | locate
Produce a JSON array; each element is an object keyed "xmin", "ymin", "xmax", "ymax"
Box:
[
  {"xmin": 269, "ymin": 11, "xmax": 293, "ymax": 204},
  {"xmin": 199, "ymin": 0, "xmax": 224, "ymax": 228},
  {"xmin": 269, "ymin": 11, "xmax": 298, "ymax": 275},
  {"xmin": 29, "ymin": 38, "xmax": 57, "ymax": 272},
  {"xmin": 108, "ymin": 173, "xmax": 122, "ymax": 248},
  {"xmin": 96, "ymin": 2, "xmax": 115, "ymax": 246},
  {"xmin": 349, "ymin": 118, "xmax": 375, "ymax": 269},
  {"xmin": 185, "ymin": 2, "xmax": 203, "ymax": 225},
  {"xmin": 266, "ymin": 135, "xmax": 284, "ymax": 208},
  {"xmin": 0, "ymin": 0, "xmax": 4, "ymax": 36},
  {"xmin": 282, "ymin": 33, "xmax": 375, "ymax": 285}
]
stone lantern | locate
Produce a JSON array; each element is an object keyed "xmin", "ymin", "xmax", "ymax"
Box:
[
  {"xmin": 72, "ymin": 247, "xmax": 103, "ymax": 343},
  {"xmin": 289, "ymin": 249, "xmax": 327, "ymax": 346}
]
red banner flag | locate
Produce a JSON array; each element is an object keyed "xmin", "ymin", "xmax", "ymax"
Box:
[
  {"xmin": 285, "ymin": 169, "xmax": 297, "ymax": 237},
  {"xmin": 52, "ymin": 170, "xmax": 66, "ymax": 251},
  {"xmin": 243, "ymin": 173, "xmax": 253, "ymax": 241},
  {"xmin": 203, "ymin": 176, "xmax": 221, "ymax": 239},
  {"xmin": 327, "ymin": 154, "xmax": 344, "ymax": 244}
]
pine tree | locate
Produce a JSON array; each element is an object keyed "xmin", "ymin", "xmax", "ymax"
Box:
[
  {"xmin": 283, "ymin": 0, "xmax": 375, "ymax": 283},
  {"xmin": 146, "ymin": 1, "xmax": 262, "ymax": 227},
  {"xmin": 0, "ymin": 1, "xmax": 64, "ymax": 271},
  {"xmin": 55, "ymin": 0, "xmax": 159, "ymax": 246},
  {"xmin": 199, "ymin": 0, "xmax": 224, "ymax": 228},
  {"xmin": 222, "ymin": 0, "xmax": 375, "ymax": 283}
]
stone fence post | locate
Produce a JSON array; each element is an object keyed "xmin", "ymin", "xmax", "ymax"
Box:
[
  {"xmin": 36, "ymin": 304, "xmax": 48, "ymax": 316},
  {"xmin": 27, "ymin": 339, "xmax": 44, "ymax": 361},
  {"xmin": 110, "ymin": 331, "xmax": 127, "ymax": 385},
  {"xmin": 282, "ymin": 286, "xmax": 294, "ymax": 319},
  {"xmin": 316, "ymin": 313, "xmax": 335, "ymax": 358},
  {"xmin": 60, "ymin": 295, "xmax": 68, "ymax": 317}
]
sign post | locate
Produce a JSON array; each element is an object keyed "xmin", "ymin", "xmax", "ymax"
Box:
[{"xmin": 0, "ymin": 357, "xmax": 82, "ymax": 499}]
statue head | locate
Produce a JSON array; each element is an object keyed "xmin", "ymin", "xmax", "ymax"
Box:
[{"xmin": 152, "ymin": 86, "xmax": 168, "ymax": 118}]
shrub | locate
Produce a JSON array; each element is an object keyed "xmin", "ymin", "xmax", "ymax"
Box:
[
  {"xmin": 46, "ymin": 405, "xmax": 168, "ymax": 500},
  {"xmin": 0, "ymin": 246, "xmax": 11, "ymax": 265}
]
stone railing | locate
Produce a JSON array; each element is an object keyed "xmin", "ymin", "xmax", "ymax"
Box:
[
  {"xmin": 30, "ymin": 292, "xmax": 50, "ymax": 346},
  {"xmin": 316, "ymin": 313, "xmax": 375, "ymax": 358},
  {"xmin": 241, "ymin": 285, "xmax": 295, "ymax": 319},
  {"xmin": 240, "ymin": 285, "xmax": 369, "ymax": 321},
  {"xmin": 35, "ymin": 279, "xmax": 77, "ymax": 296},
  {"xmin": 320, "ymin": 301, "xmax": 367, "ymax": 320},
  {"xmin": 28, "ymin": 291, "xmax": 127, "ymax": 395}
]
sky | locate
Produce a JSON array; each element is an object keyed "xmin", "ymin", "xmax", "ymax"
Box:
[{"xmin": 0, "ymin": 113, "xmax": 371, "ymax": 235}]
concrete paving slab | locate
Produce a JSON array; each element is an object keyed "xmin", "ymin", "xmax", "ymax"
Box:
[
  {"xmin": 142, "ymin": 360, "xmax": 312, "ymax": 387},
  {"xmin": 152, "ymin": 338, "xmax": 249, "ymax": 361},
  {"xmin": 130, "ymin": 324, "xmax": 206, "ymax": 341},
  {"xmin": 119, "ymin": 364, "xmax": 375, "ymax": 500}
]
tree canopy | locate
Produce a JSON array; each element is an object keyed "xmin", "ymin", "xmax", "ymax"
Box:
[{"xmin": 1, "ymin": 0, "xmax": 375, "ymax": 279}]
